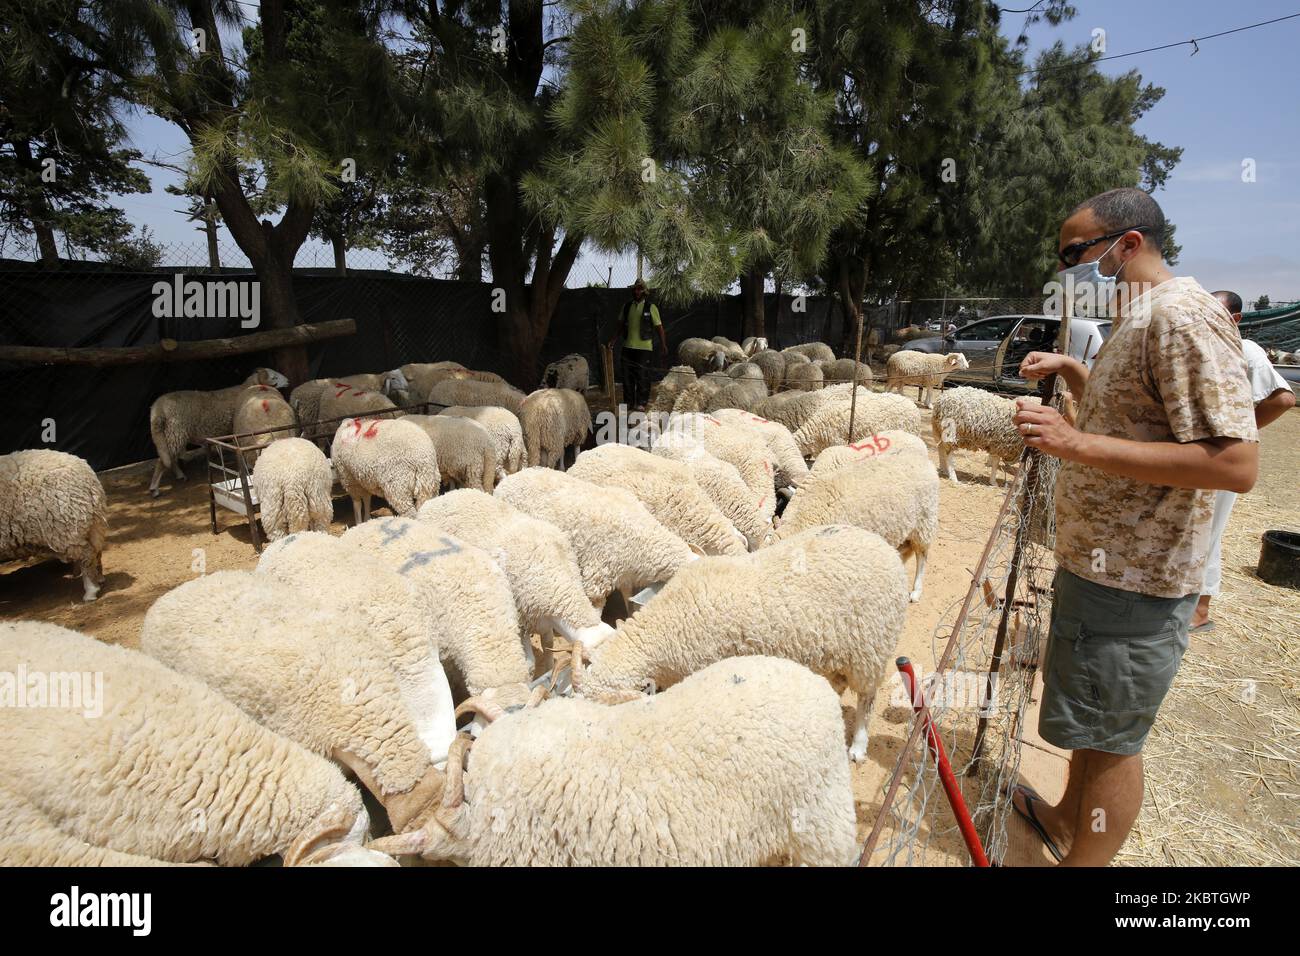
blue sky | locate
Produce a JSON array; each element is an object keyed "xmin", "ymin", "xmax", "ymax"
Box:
[{"xmin": 99, "ymin": 2, "xmax": 1300, "ymax": 302}]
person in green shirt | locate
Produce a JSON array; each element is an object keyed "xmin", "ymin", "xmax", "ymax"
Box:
[{"xmin": 609, "ymin": 279, "xmax": 667, "ymax": 410}]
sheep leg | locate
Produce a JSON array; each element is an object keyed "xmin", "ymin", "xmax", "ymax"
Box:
[
  {"xmin": 78, "ymin": 558, "xmax": 103, "ymax": 602},
  {"xmin": 521, "ymin": 633, "xmax": 537, "ymax": 674},
  {"xmin": 148, "ymin": 459, "xmax": 166, "ymax": 497},
  {"xmin": 987, "ymin": 453, "xmax": 1002, "ymax": 487},
  {"xmin": 848, "ymin": 690, "xmax": 875, "ymax": 762},
  {"xmin": 350, "ymin": 496, "xmax": 364, "ymax": 526},
  {"xmin": 535, "ymin": 627, "xmax": 556, "ymax": 680},
  {"xmin": 938, "ymin": 444, "xmax": 958, "ymax": 483},
  {"xmin": 909, "ymin": 546, "xmax": 928, "ymax": 603}
]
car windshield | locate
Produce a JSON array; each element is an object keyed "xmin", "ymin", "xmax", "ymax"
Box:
[{"xmin": 953, "ymin": 317, "xmax": 1019, "ymax": 342}]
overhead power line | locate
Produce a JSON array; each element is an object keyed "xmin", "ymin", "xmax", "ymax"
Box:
[{"xmin": 1018, "ymin": 10, "xmax": 1300, "ymax": 76}]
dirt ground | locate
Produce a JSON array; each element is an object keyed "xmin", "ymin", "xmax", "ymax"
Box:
[{"xmin": 3, "ymin": 403, "xmax": 1297, "ymax": 867}]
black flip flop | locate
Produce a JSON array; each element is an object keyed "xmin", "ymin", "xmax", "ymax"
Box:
[{"xmin": 1011, "ymin": 784, "xmax": 1064, "ymax": 863}]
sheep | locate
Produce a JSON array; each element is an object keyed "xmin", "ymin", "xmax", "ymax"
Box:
[
  {"xmin": 251, "ymin": 437, "xmax": 334, "ymax": 541},
  {"xmin": 653, "ymin": 444, "xmax": 768, "ymax": 551},
  {"xmin": 404, "ymin": 414, "xmax": 497, "ymax": 491},
  {"xmin": 518, "ymin": 388, "xmax": 587, "ymax": 470},
  {"xmin": 773, "ymin": 443, "xmax": 939, "ymax": 602},
  {"xmin": 820, "ymin": 357, "xmax": 873, "ymax": 387},
  {"xmin": 0, "ymin": 785, "xmax": 209, "ymax": 866},
  {"xmin": 886, "ymin": 351, "xmax": 970, "ymax": 407},
  {"xmin": 932, "ymin": 386, "xmax": 1038, "ymax": 486},
  {"xmin": 791, "ymin": 387, "xmax": 923, "ymax": 457},
  {"xmin": 741, "ymin": 335, "xmax": 769, "ymax": 356},
  {"xmin": 573, "ymin": 524, "xmax": 909, "ymax": 761},
  {"xmin": 396, "ymin": 361, "xmax": 465, "ymax": 403},
  {"xmin": 1, "ymin": 620, "xmax": 395, "ymax": 866},
  {"xmin": 437, "ymin": 404, "xmax": 526, "ymax": 479},
  {"xmin": 702, "ymin": 369, "xmax": 768, "ymax": 413},
  {"xmin": 417, "ymin": 490, "xmax": 615, "ymax": 675},
  {"xmin": 340, "ymin": 516, "xmax": 531, "ymax": 710},
  {"xmin": 709, "ymin": 336, "xmax": 748, "ymax": 365},
  {"xmin": 569, "ymin": 443, "xmax": 747, "ymax": 557},
  {"xmin": 428, "ymin": 378, "xmax": 526, "ymax": 415},
  {"xmin": 709, "ymin": 409, "xmax": 810, "ymax": 490},
  {"xmin": 147, "ymin": 367, "xmax": 288, "ymax": 495},
  {"xmin": 808, "ymin": 429, "xmax": 929, "ymax": 480},
  {"xmin": 646, "ymin": 365, "xmax": 698, "ymax": 419},
  {"xmin": 372, "ymin": 656, "xmax": 857, "ymax": 866},
  {"xmin": 495, "ymin": 467, "xmax": 696, "ymax": 608},
  {"xmin": 288, "ymin": 371, "xmax": 409, "ymax": 432},
  {"xmin": 141, "ymin": 571, "xmax": 445, "ymax": 832},
  {"xmin": 783, "ymin": 361, "xmax": 824, "ymax": 391},
  {"xmin": 330, "ymin": 417, "xmax": 440, "ymax": 523},
  {"xmin": 255, "ymin": 531, "xmax": 456, "ymax": 763},
  {"xmin": 783, "ymin": 341, "xmax": 836, "ymax": 364},
  {"xmin": 750, "ymin": 388, "xmax": 828, "ymax": 431},
  {"xmin": 231, "ymin": 386, "xmax": 297, "ymax": 447},
  {"xmin": 782, "ymin": 349, "xmax": 811, "ymax": 365},
  {"xmin": 747, "ymin": 348, "xmax": 786, "ymax": 392},
  {"xmin": 0, "ymin": 450, "xmax": 107, "ymax": 601},
  {"xmin": 659, "ymin": 413, "xmax": 778, "ymax": 532},
  {"xmin": 670, "ymin": 371, "xmax": 731, "ymax": 413},
  {"xmin": 316, "ymin": 382, "xmax": 398, "ymax": 433},
  {"xmin": 542, "ymin": 353, "xmax": 590, "ymax": 391},
  {"xmin": 677, "ymin": 336, "xmax": 727, "ymax": 374}
]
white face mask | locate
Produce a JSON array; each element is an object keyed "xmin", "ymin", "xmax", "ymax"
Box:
[{"xmin": 1060, "ymin": 236, "xmax": 1126, "ymax": 318}]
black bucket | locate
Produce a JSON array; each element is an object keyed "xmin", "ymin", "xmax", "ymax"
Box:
[{"xmin": 1258, "ymin": 530, "xmax": 1300, "ymax": 590}]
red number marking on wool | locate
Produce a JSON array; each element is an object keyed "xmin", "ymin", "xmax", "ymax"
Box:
[
  {"xmin": 363, "ymin": 422, "xmax": 380, "ymax": 439},
  {"xmin": 261, "ymin": 400, "xmax": 269, "ymax": 412}
]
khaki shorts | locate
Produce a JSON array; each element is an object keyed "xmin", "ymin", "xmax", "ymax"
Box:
[{"xmin": 1039, "ymin": 569, "xmax": 1197, "ymax": 756}]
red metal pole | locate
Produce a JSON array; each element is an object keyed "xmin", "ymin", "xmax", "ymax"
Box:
[{"xmin": 897, "ymin": 657, "xmax": 990, "ymax": 867}]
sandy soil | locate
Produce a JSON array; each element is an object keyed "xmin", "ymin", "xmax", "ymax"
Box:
[{"xmin": 4, "ymin": 404, "xmax": 1296, "ymax": 867}]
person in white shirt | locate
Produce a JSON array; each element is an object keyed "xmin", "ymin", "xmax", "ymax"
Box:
[{"xmin": 1190, "ymin": 289, "xmax": 1296, "ymax": 631}]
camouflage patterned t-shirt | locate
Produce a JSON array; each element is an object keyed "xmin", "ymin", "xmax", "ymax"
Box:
[{"xmin": 1054, "ymin": 276, "xmax": 1258, "ymax": 598}]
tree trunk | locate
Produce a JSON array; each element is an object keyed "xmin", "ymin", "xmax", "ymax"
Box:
[
  {"xmin": 771, "ymin": 273, "xmax": 783, "ymax": 346},
  {"xmin": 33, "ymin": 222, "xmax": 60, "ymax": 266},
  {"xmin": 256, "ymin": 262, "xmax": 311, "ymax": 384},
  {"xmin": 331, "ymin": 233, "xmax": 347, "ymax": 275},
  {"xmin": 741, "ymin": 266, "xmax": 765, "ymax": 340},
  {"xmin": 456, "ymin": 238, "xmax": 485, "ymax": 281},
  {"xmin": 204, "ymin": 209, "xmax": 221, "ymax": 271},
  {"xmin": 14, "ymin": 139, "xmax": 60, "ymax": 267}
]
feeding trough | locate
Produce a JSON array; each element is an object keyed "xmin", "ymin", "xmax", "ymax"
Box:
[{"xmin": 1258, "ymin": 530, "xmax": 1300, "ymax": 590}]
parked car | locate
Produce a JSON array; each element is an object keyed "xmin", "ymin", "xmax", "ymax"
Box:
[{"xmin": 898, "ymin": 314, "xmax": 1110, "ymax": 393}]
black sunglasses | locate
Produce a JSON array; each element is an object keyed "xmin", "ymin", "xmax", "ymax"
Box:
[{"xmin": 1058, "ymin": 226, "xmax": 1152, "ymax": 267}]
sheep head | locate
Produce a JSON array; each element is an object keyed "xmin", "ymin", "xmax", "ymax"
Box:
[
  {"xmin": 283, "ymin": 807, "xmax": 398, "ymax": 867},
  {"xmin": 366, "ymin": 733, "xmax": 474, "ymax": 863},
  {"xmin": 944, "ymin": 353, "xmax": 970, "ymax": 371}
]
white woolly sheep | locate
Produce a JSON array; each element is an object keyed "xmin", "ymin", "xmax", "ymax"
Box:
[
  {"xmin": 417, "ymin": 490, "xmax": 615, "ymax": 675},
  {"xmin": 1, "ymin": 620, "xmax": 393, "ymax": 866},
  {"xmin": 651, "ymin": 430, "xmax": 771, "ymax": 550},
  {"xmin": 677, "ymin": 336, "xmax": 727, "ymax": 374},
  {"xmin": 741, "ymin": 335, "xmax": 769, "ymax": 356},
  {"xmin": 783, "ymin": 341, "xmax": 836, "ymax": 364},
  {"xmin": 808, "ymin": 429, "xmax": 929, "ymax": 480},
  {"xmin": 255, "ymin": 531, "xmax": 457, "ymax": 763},
  {"xmin": 495, "ymin": 467, "xmax": 696, "ymax": 608},
  {"xmin": 932, "ymin": 386, "xmax": 1038, "ymax": 486},
  {"xmin": 148, "ymin": 367, "xmax": 288, "ymax": 495},
  {"xmin": 702, "ymin": 376, "xmax": 768, "ymax": 414},
  {"xmin": 709, "ymin": 336, "xmax": 748, "ymax": 365},
  {"xmin": 340, "ymin": 516, "xmax": 531, "ymax": 709},
  {"xmin": 428, "ymin": 378, "xmax": 526, "ymax": 414},
  {"xmin": 288, "ymin": 371, "xmax": 408, "ymax": 434},
  {"xmin": 542, "ymin": 353, "xmax": 590, "ymax": 391},
  {"xmin": 141, "ymin": 571, "xmax": 445, "ymax": 833},
  {"xmin": 569, "ymin": 443, "xmax": 747, "ymax": 557},
  {"xmin": 0, "ymin": 450, "xmax": 107, "ymax": 602},
  {"xmin": 751, "ymin": 388, "xmax": 828, "ymax": 431},
  {"xmin": 518, "ymin": 388, "xmax": 587, "ymax": 470},
  {"xmin": 709, "ymin": 408, "xmax": 810, "ymax": 490},
  {"xmin": 783, "ymin": 361, "xmax": 824, "ymax": 391},
  {"xmin": 404, "ymin": 414, "xmax": 497, "ymax": 491},
  {"xmin": 670, "ymin": 371, "xmax": 732, "ymax": 413},
  {"xmin": 371, "ymin": 656, "xmax": 857, "ymax": 866},
  {"xmin": 331, "ymin": 417, "xmax": 440, "ymax": 523},
  {"xmin": 886, "ymin": 350, "xmax": 970, "ymax": 407},
  {"xmin": 820, "ymin": 357, "xmax": 873, "ymax": 387},
  {"xmin": 316, "ymin": 383, "xmax": 398, "ymax": 433},
  {"xmin": 232, "ymin": 386, "xmax": 297, "ymax": 446},
  {"xmin": 399, "ymin": 361, "xmax": 465, "ymax": 401},
  {"xmin": 437, "ymin": 404, "xmax": 526, "ymax": 479},
  {"xmin": 791, "ymin": 387, "xmax": 922, "ymax": 457},
  {"xmin": 646, "ymin": 365, "xmax": 698, "ymax": 419},
  {"xmin": 574, "ymin": 524, "xmax": 909, "ymax": 761},
  {"xmin": 251, "ymin": 437, "xmax": 333, "ymax": 541},
  {"xmin": 659, "ymin": 413, "xmax": 778, "ymax": 534},
  {"xmin": 774, "ymin": 444, "xmax": 939, "ymax": 602},
  {"xmin": 747, "ymin": 348, "xmax": 786, "ymax": 392}
]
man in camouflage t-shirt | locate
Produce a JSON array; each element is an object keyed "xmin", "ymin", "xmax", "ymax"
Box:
[{"xmin": 1009, "ymin": 188, "xmax": 1258, "ymax": 867}]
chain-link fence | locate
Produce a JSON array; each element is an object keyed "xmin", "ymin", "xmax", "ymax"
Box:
[{"xmin": 862, "ymin": 428, "xmax": 1062, "ymax": 867}]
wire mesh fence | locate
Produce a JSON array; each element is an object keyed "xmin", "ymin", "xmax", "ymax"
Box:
[{"xmin": 862, "ymin": 436, "xmax": 1062, "ymax": 867}]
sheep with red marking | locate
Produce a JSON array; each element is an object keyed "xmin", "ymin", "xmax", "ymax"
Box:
[{"xmin": 331, "ymin": 417, "xmax": 440, "ymax": 523}]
